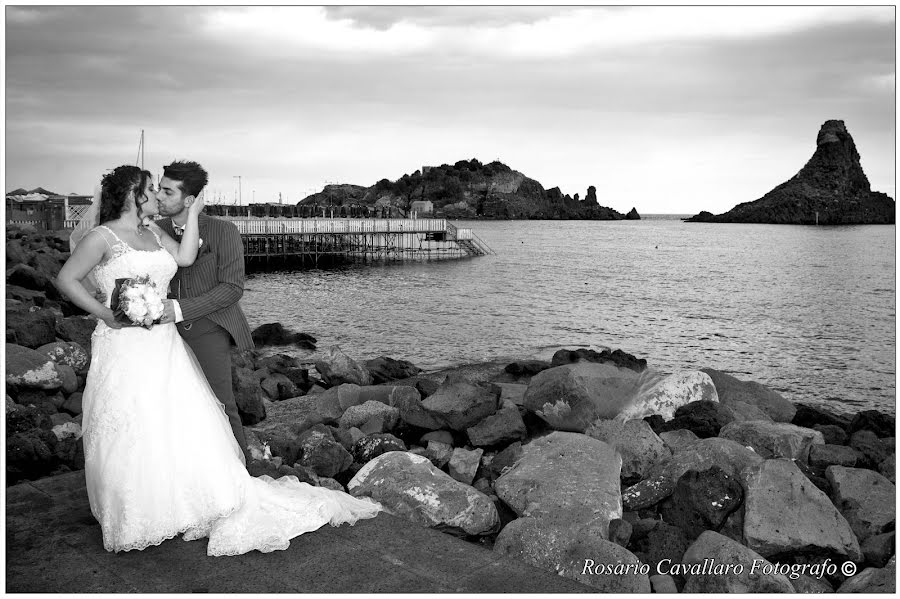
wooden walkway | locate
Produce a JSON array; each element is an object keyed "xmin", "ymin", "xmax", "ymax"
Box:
[{"xmin": 222, "ymin": 217, "xmax": 493, "ymax": 269}]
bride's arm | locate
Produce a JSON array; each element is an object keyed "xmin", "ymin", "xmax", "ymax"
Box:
[
  {"xmin": 54, "ymin": 231, "xmax": 121, "ymax": 328},
  {"xmin": 150, "ymin": 194, "xmax": 205, "ymax": 267}
]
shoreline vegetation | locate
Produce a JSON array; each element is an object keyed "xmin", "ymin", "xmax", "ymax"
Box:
[{"xmin": 6, "ymin": 220, "xmax": 895, "ymax": 593}]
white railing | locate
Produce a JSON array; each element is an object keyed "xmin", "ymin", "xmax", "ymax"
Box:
[{"xmin": 224, "ymin": 218, "xmax": 447, "ymax": 235}]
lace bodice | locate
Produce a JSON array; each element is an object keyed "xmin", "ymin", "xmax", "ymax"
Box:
[{"xmin": 90, "ymin": 225, "xmax": 177, "ymax": 308}]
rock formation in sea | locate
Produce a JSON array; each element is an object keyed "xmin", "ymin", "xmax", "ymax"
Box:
[
  {"xmin": 686, "ymin": 120, "xmax": 895, "ymax": 224},
  {"xmin": 295, "ymin": 158, "xmax": 631, "ymax": 221}
]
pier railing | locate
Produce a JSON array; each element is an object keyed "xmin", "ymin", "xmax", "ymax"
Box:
[{"xmin": 224, "ymin": 217, "xmax": 447, "ymax": 235}]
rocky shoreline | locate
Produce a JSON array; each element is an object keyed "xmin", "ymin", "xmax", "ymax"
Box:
[{"xmin": 6, "ymin": 223, "xmax": 896, "ymax": 593}]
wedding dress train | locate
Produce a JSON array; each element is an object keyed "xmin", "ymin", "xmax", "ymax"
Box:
[{"xmin": 81, "ymin": 226, "xmax": 380, "ymax": 555}]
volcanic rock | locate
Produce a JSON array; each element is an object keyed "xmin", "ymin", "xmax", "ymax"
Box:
[
  {"xmin": 523, "ymin": 362, "xmax": 642, "ymax": 431},
  {"xmin": 680, "ymin": 531, "xmax": 795, "ymax": 592},
  {"xmin": 686, "ymin": 120, "xmax": 895, "ymax": 224},
  {"xmin": 495, "ymin": 432, "xmax": 622, "ymax": 533},
  {"xmin": 623, "ymin": 438, "xmax": 763, "ymax": 511},
  {"xmin": 585, "ymin": 418, "xmax": 670, "ymax": 483},
  {"xmin": 659, "ymin": 466, "xmax": 744, "ymax": 539},
  {"xmin": 315, "ymin": 346, "xmax": 372, "ymax": 387},
  {"xmin": 348, "ymin": 451, "xmax": 499, "ymax": 535},
  {"xmin": 849, "ymin": 409, "xmax": 895, "ymax": 438},
  {"xmin": 466, "ymin": 400, "xmax": 527, "ymax": 447},
  {"xmin": 363, "ymin": 356, "xmax": 422, "ymax": 384},
  {"xmin": 718, "ymin": 420, "xmax": 824, "ymax": 462},
  {"xmin": 825, "ymin": 465, "xmax": 896, "ymax": 544},
  {"xmin": 743, "ymin": 459, "xmax": 862, "ymax": 561},
  {"xmin": 494, "ymin": 517, "xmax": 651, "ymax": 593}
]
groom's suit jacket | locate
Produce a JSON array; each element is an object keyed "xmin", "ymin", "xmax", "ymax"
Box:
[{"xmin": 157, "ymin": 213, "xmax": 254, "ymax": 351}]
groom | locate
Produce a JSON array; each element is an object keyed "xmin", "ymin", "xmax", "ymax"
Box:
[{"xmin": 156, "ymin": 160, "xmax": 254, "ymax": 463}]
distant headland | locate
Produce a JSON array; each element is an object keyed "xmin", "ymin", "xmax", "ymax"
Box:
[
  {"xmin": 296, "ymin": 159, "xmax": 640, "ymax": 221},
  {"xmin": 686, "ymin": 120, "xmax": 895, "ymax": 225}
]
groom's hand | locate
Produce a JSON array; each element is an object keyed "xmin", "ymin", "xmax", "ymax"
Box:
[{"xmin": 159, "ymin": 299, "xmax": 177, "ymax": 324}]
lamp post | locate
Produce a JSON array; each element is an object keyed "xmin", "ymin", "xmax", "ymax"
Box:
[{"xmin": 233, "ymin": 176, "xmax": 242, "ymax": 206}]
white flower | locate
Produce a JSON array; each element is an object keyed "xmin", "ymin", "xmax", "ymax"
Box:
[
  {"xmin": 124, "ymin": 286, "xmax": 143, "ymax": 301},
  {"xmin": 147, "ymin": 301, "xmax": 164, "ymax": 320},
  {"xmin": 127, "ymin": 299, "xmax": 148, "ymax": 320},
  {"xmin": 198, "ymin": 238, "xmax": 204, "ymax": 248}
]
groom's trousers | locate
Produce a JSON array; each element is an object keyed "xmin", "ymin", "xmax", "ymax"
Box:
[{"xmin": 180, "ymin": 318, "xmax": 250, "ymax": 462}]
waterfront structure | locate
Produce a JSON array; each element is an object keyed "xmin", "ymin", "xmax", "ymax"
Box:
[{"xmin": 221, "ymin": 217, "xmax": 492, "ymax": 270}]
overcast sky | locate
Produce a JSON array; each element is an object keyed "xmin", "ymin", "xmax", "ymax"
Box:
[{"xmin": 4, "ymin": 5, "xmax": 895, "ymax": 214}]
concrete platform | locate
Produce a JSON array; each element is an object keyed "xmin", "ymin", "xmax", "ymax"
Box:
[{"xmin": 6, "ymin": 471, "xmax": 592, "ymax": 593}]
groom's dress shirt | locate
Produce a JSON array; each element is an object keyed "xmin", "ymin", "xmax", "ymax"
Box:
[{"xmin": 171, "ymin": 224, "xmax": 186, "ymax": 322}]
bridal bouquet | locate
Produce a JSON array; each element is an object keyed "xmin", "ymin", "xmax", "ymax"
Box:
[{"xmin": 110, "ymin": 276, "xmax": 165, "ymax": 329}]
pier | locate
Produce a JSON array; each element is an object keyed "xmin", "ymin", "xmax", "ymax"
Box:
[{"xmin": 223, "ymin": 217, "xmax": 494, "ymax": 270}]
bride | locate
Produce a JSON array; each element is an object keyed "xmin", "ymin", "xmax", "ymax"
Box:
[{"xmin": 55, "ymin": 165, "xmax": 380, "ymax": 555}]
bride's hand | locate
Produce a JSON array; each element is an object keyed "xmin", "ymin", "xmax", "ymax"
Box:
[
  {"xmin": 189, "ymin": 192, "xmax": 205, "ymax": 216},
  {"xmin": 101, "ymin": 314, "xmax": 123, "ymax": 329}
]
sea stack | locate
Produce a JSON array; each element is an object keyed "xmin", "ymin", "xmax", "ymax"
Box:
[{"xmin": 687, "ymin": 120, "xmax": 895, "ymax": 224}]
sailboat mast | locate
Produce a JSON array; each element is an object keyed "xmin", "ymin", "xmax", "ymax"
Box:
[{"xmin": 135, "ymin": 130, "xmax": 144, "ymax": 169}]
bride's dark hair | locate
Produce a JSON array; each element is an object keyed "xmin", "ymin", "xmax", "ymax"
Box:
[{"xmin": 98, "ymin": 165, "xmax": 153, "ymax": 224}]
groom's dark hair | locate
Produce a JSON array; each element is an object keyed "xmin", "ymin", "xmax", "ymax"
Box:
[{"xmin": 163, "ymin": 160, "xmax": 208, "ymax": 198}]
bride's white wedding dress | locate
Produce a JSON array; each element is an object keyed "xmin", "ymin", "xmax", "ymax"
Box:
[{"xmin": 82, "ymin": 225, "xmax": 380, "ymax": 555}]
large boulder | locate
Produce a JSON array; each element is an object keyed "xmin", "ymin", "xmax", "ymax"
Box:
[
  {"xmin": 363, "ymin": 356, "xmax": 422, "ymax": 384},
  {"xmin": 849, "ymin": 430, "xmax": 891, "ymax": 467},
  {"xmin": 466, "ymin": 400, "xmax": 527, "ymax": 447},
  {"xmin": 295, "ymin": 424, "xmax": 353, "ymax": 478},
  {"xmin": 809, "ymin": 444, "xmax": 865, "ymax": 469},
  {"xmin": 836, "ymin": 556, "xmax": 895, "ymax": 593},
  {"xmin": 702, "ymin": 368, "xmax": 796, "ymax": 422},
  {"xmin": 231, "ymin": 366, "xmax": 267, "ymax": 425},
  {"xmin": 652, "ymin": 400, "xmax": 734, "ymax": 438},
  {"xmin": 35, "ymin": 341, "xmax": 89, "ymax": 376},
  {"xmin": 259, "ymin": 373, "xmax": 300, "ymax": 401},
  {"xmin": 447, "ymin": 447, "xmax": 483, "ymax": 485},
  {"xmin": 350, "ymin": 432, "xmax": 406, "ymax": 464},
  {"xmin": 6, "ymin": 344, "xmax": 64, "ymax": 390},
  {"xmin": 55, "ymin": 316, "xmax": 97, "ymax": 353},
  {"xmin": 848, "ymin": 410, "xmax": 895, "ymax": 438},
  {"xmin": 743, "ymin": 459, "xmax": 862, "ymax": 561},
  {"xmin": 719, "ymin": 420, "xmax": 824, "ymax": 463},
  {"xmin": 358, "ymin": 385, "xmax": 422, "ymax": 408},
  {"xmin": 251, "ymin": 322, "xmax": 316, "ymax": 348},
  {"xmin": 679, "ymin": 531, "xmax": 794, "ymax": 592},
  {"xmin": 315, "ymin": 346, "xmax": 372, "ymax": 386},
  {"xmin": 28, "ymin": 250, "xmax": 63, "ymax": 279},
  {"xmin": 6, "ymin": 428, "xmax": 62, "ymax": 484},
  {"xmin": 413, "ymin": 375, "xmax": 498, "ymax": 431},
  {"xmin": 659, "ymin": 466, "xmax": 745, "ymax": 539},
  {"xmin": 585, "ymin": 418, "xmax": 671, "ymax": 483},
  {"xmin": 495, "ymin": 432, "xmax": 622, "ymax": 534},
  {"xmin": 338, "ymin": 400, "xmax": 400, "ymax": 434},
  {"xmin": 522, "ymin": 362, "xmax": 642, "ymax": 431},
  {"xmin": 623, "ymin": 438, "xmax": 763, "ymax": 510},
  {"xmin": 550, "ymin": 347, "xmax": 648, "ymax": 372},
  {"xmin": 792, "ymin": 403, "xmax": 852, "ymax": 429},
  {"xmin": 494, "ymin": 517, "xmax": 651, "ymax": 593},
  {"xmin": 6, "ymin": 308, "xmax": 58, "ymax": 349},
  {"xmin": 6, "ymin": 239, "xmax": 30, "ymax": 265},
  {"xmin": 825, "ymin": 465, "xmax": 896, "ymax": 544},
  {"xmin": 347, "ymin": 451, "xmax": 499, "ymax": 535},
  {"xmin": 620, "ymin": 371, "xmax": 719, "ymax": 421},
  {"xmin": 7, "ymin": 263, "xmax": 55, "ymax": 294},
  {"xmin": 314, "ymin": 383, "xmax": 363, "ymax": 422},
  {"xmin": 248, "ymin": 396, "xmax": 323, "ymax": 463},
  {"xmin": 630, "ymin": 520, "xmax": 693, "ymax": 573},
  {"xmin": 659, "ymin": 429, "xmax": 700, "ymax": 454}
]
